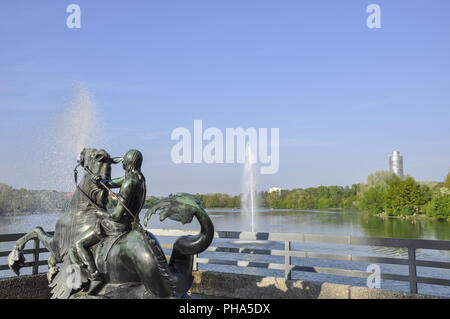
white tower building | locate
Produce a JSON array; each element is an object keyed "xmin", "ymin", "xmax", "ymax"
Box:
[{"xmin": 389, "ymin": 151, "xmax": 404, "ymax": 178}]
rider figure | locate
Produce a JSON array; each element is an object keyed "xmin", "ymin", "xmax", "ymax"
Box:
[{"xmin": 69, "ymin": 149, "xmax": 146, "ymax": 289}]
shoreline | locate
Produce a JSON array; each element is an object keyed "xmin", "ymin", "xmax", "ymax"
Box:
[
  {"xmin": 373, "ymin": 212, "xmax": 450, "ymax": 222},
  {"xmin": 205, "ymin": 207, "xmax": 450, "ymax": 223},
  {"xmin": 2, "ymin": 209, "xmax": 449, "ymax": 223}
]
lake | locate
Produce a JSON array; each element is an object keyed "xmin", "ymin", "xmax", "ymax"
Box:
[{"xmin": 0, "ymin": 209, "xmax": 449, "ymax": 297}]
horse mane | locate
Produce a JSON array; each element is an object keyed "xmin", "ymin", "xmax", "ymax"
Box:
[{"xmin": 52, "ymin": 173, "xmax": 106, "ymax": 259}]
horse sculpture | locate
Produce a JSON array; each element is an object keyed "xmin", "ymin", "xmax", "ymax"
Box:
[{"xmin": 8, "ymin": 148, "xmax": 214, "ymax": 298}]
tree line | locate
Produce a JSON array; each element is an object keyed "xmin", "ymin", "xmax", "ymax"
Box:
[
  {"xmin": 1, "ymin": 171, "xmax": 449, "ymax": 221},
  {"xmin": 0, "ymin": 183, "xmax": 161, "ymax": 216},
  {"xmin": 194, "ymin": 171, "xmax": 450, "ymax": 221},
  {"xmin": 358, "ymin": 171, "xmax": 450, "ymax": 220},
  {"xmin": 0, "ymin": 183, "xmax": 69, "ymax": 215}
]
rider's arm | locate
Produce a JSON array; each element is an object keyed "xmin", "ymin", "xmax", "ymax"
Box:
[
  {"xmin": 92, "ymin": 175, "xmax": 124, "ymax": 189},
  {"xmin": 107, "ymin": 180, "xmax": 135, "ymax": 222},
  {"xmin": 102, "ymin": 176, "xmax": 125, "ymax": 189}
]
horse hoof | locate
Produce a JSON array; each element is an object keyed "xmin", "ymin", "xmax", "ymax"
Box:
[
  {"xmin": 8, "ymin": 248, "xmax": 25, "ymax": 276},
  {"xmin": 87, "ymin": 279, "xmax": 104, "ymax": 295}
]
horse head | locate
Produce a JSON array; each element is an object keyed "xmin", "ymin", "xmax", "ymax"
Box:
[{"xmin": 76, "ymin": 148, "xmax": 122, "ymax": 209}]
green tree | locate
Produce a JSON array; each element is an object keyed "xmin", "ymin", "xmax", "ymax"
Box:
[
  {"xmin": 359, "ymin": 186, "xmax": 385, "ymax": 215},
  {"xmin": 317, "ymin": 197, "xmax": 332, "ymax": 209},
  {"xmin": 359, "ymin": 170, "xmax": 395, "ymax": 195},
  {"xmin": 384, "ymin": 177, "xmax": 427, "ymax": 216},
  {"xmin": 423, "ymin": 188, "xmax": 450, "ymax": 220},
  {"xmin": 445, "ymin": 172, "xmax": 450, "ymax": 189}
]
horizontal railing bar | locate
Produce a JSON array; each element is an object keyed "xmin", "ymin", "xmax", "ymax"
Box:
[
  {"xmin": 0, "ymin": 232, "xmax": 54, "ymax": 243},
  {"xmin": 162, "ymin": 244, "xmax": 412, "ymax": 267},
  {"xmin": 274, "ymin": 250, "xmax": 410, "ymax": 266},
  {"xmin": 292, "ymin": 265, "xmax": 411, "ymax": 283},
  {"xmin": 416, "ymin": 276, "xmax": 450, "ymax": 286},
  {"xmin": 349, "ymin": 237, "xmax": 450, "ymax": 250},
  {"xmin": 0, "ymin": 260, "xmax": 47, "ymax": 271},
  {"xmin": 207, "ymin": 246, "xmax": 272, "ymax": 255},
  {"xmin": 162, "ymin": 244, "xmax": 273, "ymax": 256},
  {"xmin": 0, "ymin": 233, "xmax": 28, "ymax": 242},
  {"xmin": 148, "ymin": 229, "xmax": 199, "ymax": 237},
  {"xmin": 195, "ymin": 257, "xmax": 413, "ymax": 283},
  {"xmin": 196, "ymin": 257, "xmax": 285, "ymax": 271},
  {"xmin": 415, "ymin": 260, "xmax": 450, "ymax": 270},
  {"xmin": 147, "ymin": 229, "xmax": 450, "ymax": 250},
  {"xmin": 345, "ymin": 255, "xmax": 408, "ymax": 265},
  {"xmin": 0, "ymin": 248, "xmax": 48, "ymax": 258}
]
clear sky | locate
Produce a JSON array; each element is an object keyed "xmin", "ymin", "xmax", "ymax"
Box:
[{"xmin": 1, "ymin": 1, "xmax": 449, "ymax": 196}]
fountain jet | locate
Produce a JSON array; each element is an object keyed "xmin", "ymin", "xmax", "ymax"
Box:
[
  {"xmin": 241, "ymin": 142, "xmax": 257, "ymax": 232},
  {"xmin": 42, "ymin": 85, "xmax": 101, "ymax": 192}
]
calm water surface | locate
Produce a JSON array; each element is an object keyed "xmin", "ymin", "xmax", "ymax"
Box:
[{"xmin": 1, "ymin": 209, "xmax": 449, "ymax": 297}]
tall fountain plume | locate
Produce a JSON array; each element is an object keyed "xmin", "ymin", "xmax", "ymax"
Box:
[
  {"xmin": 41, "ymin": 86, "xmax": 101, "ymax": 192},
  {"xmin": 241, "ymin": 142, "xmax": 258, "ymax": 232}
]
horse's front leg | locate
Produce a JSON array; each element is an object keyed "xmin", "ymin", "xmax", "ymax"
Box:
[
  {"xmin": 47, "ymin": 253, "xmax": 60, "ymax": 283},
  {"xmin": 9, "ymin": 226, "xmax": 54, "ymax": 276}
]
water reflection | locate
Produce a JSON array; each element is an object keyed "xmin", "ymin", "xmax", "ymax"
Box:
[
  {"xmin": 1, "ymin": 209, "xmax": 448, "ymax": 241},
  {"xmin": 356, "ymin": 212, "xmax": 450, "ymax": 241}
]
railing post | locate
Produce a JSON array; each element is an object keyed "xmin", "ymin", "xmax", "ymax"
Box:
[
  {"xmin": 32, "ymin": 238, "xmax": 39, "ymax": 275},
  {"xmin": 408, "ymin": 247, "xmax": 418, "ymax": 294},
  {"xmin": 193, "ymin": 254, "xmax": 198, "ymax": 271},
  {"xmin": 285, "ymin": 241, "xmax": 291, "ymax": 280}
]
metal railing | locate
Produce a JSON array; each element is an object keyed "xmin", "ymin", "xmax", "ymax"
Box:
[
  {"xmin": 0, "ymin": 232, "xmax": 54, "ymax": 274},
  {"xmin": 1, "ymin": 229, "xmax": 450, "ymax": 295}
]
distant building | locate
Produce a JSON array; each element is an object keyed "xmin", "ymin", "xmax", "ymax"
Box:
[
  {"xmin": 389, "ymin": 151, "xmax": 404, "ymax": 178},
  {"xmin": 269, "ymin": 187, "xmax": 282, "ymax": 194}
]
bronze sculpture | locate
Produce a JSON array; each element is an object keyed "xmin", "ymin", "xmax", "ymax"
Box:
[
  {"xmin": 69, "ymin": 149, "xmax": 147, "ymax": 294},
  {"xmin": 8, "ymin": 148, "xmax": 214, "ymax": 298}
]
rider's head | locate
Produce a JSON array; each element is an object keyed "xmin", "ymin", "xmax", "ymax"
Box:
[{"xmin": 122, "ymin": 149, "xmax": 143, "ymax": 172}]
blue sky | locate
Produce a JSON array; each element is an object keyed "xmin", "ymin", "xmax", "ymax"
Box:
[{"xmin": 0, "ymin": 1, "xmax": 449, "ymax": 195}]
